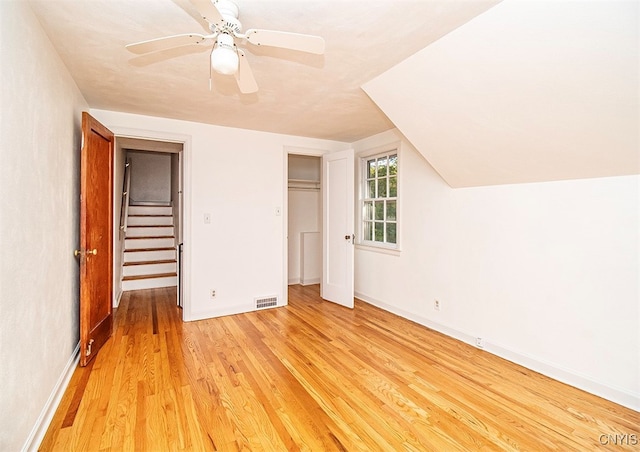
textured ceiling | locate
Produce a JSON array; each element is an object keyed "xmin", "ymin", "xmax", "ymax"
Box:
[{"xmin": 28, "ymin": 0, "xmax": 499, "ymax": 142}]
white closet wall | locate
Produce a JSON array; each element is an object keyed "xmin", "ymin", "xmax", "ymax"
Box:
[{"xmin": 288, "ymin": 155, "xmax": 321, "ymax": 285}]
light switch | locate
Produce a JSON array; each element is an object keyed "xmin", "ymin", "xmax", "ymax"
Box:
[
  {"xmin": 275, "ymin": 207, "xmax": 281, "ymax": 216},
  {"xmin": 204, "ymin": 213, "xmax": 211, "ymax": 224}
]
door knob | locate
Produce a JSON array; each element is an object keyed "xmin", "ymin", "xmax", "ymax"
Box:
[{"xmin": 74, "ymin": 248, "xmax": 97, "ymax": 257}]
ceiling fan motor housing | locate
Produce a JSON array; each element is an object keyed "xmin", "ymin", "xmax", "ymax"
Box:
[
  {"xmin": 210, "ymin": 0, "xmax": 242, "ymax": 34},
  {"xmin": 215, "ymin": 0, "xmax": 239, "ymax": 18}
]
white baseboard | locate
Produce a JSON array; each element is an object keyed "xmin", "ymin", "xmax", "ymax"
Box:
[
  {"xmin": 355, "ymin": 291, "xmax": 640, "ymax": 412},
  {"xmin": 114, "ymin": 288, "xmax": 123, "ymax": 308},
  {"xmin": 300, "ymin": 277, "xmax": 320, "ymax": 286},
  {"xmin": 288, "ymin": 278, "xmax": 300, "ymax": 286},
  {"xmin": 485, "ymin": 341, "xmax": 640, "ymax": 412},
  {"xmin": 22, "ymin": 343, "xmax": 80, "ymax": 452}
]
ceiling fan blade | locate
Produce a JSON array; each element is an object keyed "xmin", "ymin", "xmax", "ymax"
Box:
[
  {"xmin": 244, "ymin": 29, "xmax": 325, "ymax": 55},
  {"xmin": 126, "ymin": 33, "xmax": 209, "ymax": 54},
  {"xmin": 235, "ymin": 49, "xmax": 258, "ymax": 94},
  {"xmin": 189, "ymin": 0, "xmax": 226, "ymax": 28}
]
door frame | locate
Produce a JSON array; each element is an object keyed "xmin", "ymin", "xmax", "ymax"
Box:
[{"xmin": 108, "ymin": 126, "xmax": 192, "ymax": 321}]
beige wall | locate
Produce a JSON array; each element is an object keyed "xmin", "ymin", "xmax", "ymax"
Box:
[{"xmin": 0, "ymin": 2, "xmax": 89, "ymax": 450}]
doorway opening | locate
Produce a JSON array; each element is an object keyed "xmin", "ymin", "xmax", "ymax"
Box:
[
  {"xmin": 287, "ymin": 154, "xmax": 322, "ymax": 288},
  {"xmin": 113, "ymin": 137, "xmax": 184, "ymax": 308},
  {"xmin": 284, "ymin": 147, "xmax": 355, "ymax": 309}
]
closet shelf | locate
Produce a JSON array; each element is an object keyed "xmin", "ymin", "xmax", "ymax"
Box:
[{"xmin": 288, "ymin": 179, "xmax": 320, "ymax": 190}]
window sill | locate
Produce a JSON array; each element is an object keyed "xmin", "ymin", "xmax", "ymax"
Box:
[{"xmin": 355, "ymin": 243, "xmax": 401, "ymax": 256}]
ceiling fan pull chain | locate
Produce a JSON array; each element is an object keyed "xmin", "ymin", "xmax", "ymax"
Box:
[{"xmin": 209, "ymin": 48, "xmax": 214, "ymax": 91}]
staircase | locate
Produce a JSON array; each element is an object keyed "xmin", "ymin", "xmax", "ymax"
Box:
[{"xmin": 122, "ymin": 205, "xmax": 177, "ymax": 291}]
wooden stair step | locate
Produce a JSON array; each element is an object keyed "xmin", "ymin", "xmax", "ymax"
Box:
[
  {"xmin": 127, "ymin": 225, "xmax": 172, "ymax": 228},
  {"xmin": 122, "ymin": 272, "xmax": 177, "ymax": 281},
  {"xmin": 124, "ymin": 247, "xmax": 175, "ymax": 253},
  {"xmin": 126, "ymin": 235, "xmax": 174, "ymax": 240},
  {"xmin": 123, "ymin": 259, "xmax": 177, "ymax": 266}
]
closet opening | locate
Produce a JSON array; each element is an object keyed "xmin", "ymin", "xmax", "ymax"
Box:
[{"xmin": 287, "ymin": 154, "xmax": 322, "ymax": 288}]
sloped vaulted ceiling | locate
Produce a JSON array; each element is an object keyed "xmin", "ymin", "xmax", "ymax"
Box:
[{"xmin": 363, "ymin": 0, "xmax": 639, "ymax": 187}]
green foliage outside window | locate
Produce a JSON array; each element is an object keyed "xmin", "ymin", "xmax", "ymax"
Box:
[{"xmin": 363, "ymin": 152, "xmax": 397, "ymax": 245}]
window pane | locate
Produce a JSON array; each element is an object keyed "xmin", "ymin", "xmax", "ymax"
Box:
[
  {"xmin": 389, "ymin": 155, "xmax": 398, "ymax": 175},
  {"xmin": 378, "ymin": 178, "xmax": 387, "ymax": 198},
  {"xmin": 375, "ymin": 201, "xmax": 384, "ymax": 221},
  {"xmin": 389, "ymin": 176, "xmax": 397, "ymax": 197},
  {"xmin": 375, "ymin": 222, "xmax": 384, "ymax": 242},
  {"xmin": 361, "ymin": 151, "xmax": 399, "ymax": 248},
  {"xmin": 367, "ymin": 180, "xmax": 375, "ymax": 198},
  {"xmin": 364, "ymin": 221, "xmax": 373, "ymax": 241},
  {"xmin": 377, "ymin": 157, "xmax": 388, "ymax": 177},
  {"xmin": 386, "ymin": 200, "xmax": 396, "ymax": 221},
  {"xmin": 386, "ymin": 223, "xmax": 397, "ymax": 244},
  {"xmin": 367, "ymin": 159, "xmax": 376, "ymax": 178},
  {"xmin": 363, "ymin": 201, "xmax": 373, "ymax": 221}
]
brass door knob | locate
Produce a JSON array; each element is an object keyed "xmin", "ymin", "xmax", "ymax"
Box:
[{"xmin": 74, "ymin": 248, "xmax": 97, "ymax": 257}]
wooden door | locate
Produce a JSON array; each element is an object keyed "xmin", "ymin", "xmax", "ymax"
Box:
[
  {"xmin": 79, "ymin": 112, "xmax": 114, "ymax": 367},
  {"xmin": 321, "ymin": 149, "xmax": 355, "ymax": 308}
]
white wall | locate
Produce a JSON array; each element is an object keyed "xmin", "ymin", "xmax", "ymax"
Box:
[
  {"xmin": 288, "ymin": 190, "xmax": 321, "ymax": 284},
  {"xmin": 363, "ymin": 0, "xmax": 639, "ymax": 188},
  {"xmin": 353, "ymin": 129, "xmax": 639, "ymax": 410},
  {"xmin": 113, "ymin": 140, "xmax": 127, "ymax": 306},
  {"xmin": 0, "ymin": 2, "xmax": 89, "ymax": 450},
  {"xmin": 90, "ymin": 109, "xmax": 347, "ymax": 320}
]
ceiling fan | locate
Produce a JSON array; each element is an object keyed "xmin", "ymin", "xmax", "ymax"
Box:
[{"xmin": 125, "ymin": 0, "xmax": 325, "ymax": 94}]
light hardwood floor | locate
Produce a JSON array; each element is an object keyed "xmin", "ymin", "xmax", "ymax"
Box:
[{"xmin": 40, "ymin": 285, "xmax": 639, "ymax": 451}]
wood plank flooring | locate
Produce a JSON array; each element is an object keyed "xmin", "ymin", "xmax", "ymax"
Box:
[{"xmin": 40, "ymin": 285, "xmax": 640, "ymax": 451}]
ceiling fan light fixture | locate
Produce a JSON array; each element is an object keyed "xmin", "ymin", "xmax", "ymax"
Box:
[
  {"xmin": 211, "ymin": 33, "xmax": 238, "ymax": 75},
  {"xmin": 126, "ymin": 0, "xmax": 325, "ymax": 93}
]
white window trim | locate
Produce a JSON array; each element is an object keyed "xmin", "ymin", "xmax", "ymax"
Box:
[{"xmin": 356, "ymin": 142, "xmax": 401, "ymax": 254}]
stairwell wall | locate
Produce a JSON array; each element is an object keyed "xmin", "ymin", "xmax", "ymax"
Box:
[{"xmin": 113, "ymin": 141, "xmax": 127, "ymax": 306}]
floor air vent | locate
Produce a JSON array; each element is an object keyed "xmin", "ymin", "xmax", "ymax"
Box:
[{"xmin": 255, "ymin": 296, "xmax": 278, "ymax": 309}]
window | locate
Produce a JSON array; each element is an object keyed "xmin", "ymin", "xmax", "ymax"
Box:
[{"xmin": 361, "ymin": 151, "xmax": 398, "ymax": 248}]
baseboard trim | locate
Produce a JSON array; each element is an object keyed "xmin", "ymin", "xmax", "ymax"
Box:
[
  {"xmin": 300, "ymin": 277, "xmax": 320, "ymax": 286},
  {"xmin": 22, "ymin": 342, "xmax": 80, "ymax": 452},
  {"xmin": 485, "ymin": 341, "xmax": 640, "ymax": 412},
  {"xmin": 354, "ymin": 291, "xmax": 640, "ymax": 412},
  {"xmin": 114, "ymin": 288, "xmax": 123, "ymax": 308}
]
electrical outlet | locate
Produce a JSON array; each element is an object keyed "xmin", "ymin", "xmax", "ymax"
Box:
[
  {"xmin": 476, "ymin": 337, "xmax": 484, "ymax": 349},
  {"xmin": 434, "ymin": 299, "xmax": 441, "ymax": 311},
  {"xmin": 210, "ymin": 289, "xmax": 216, "ymax": 299}
]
